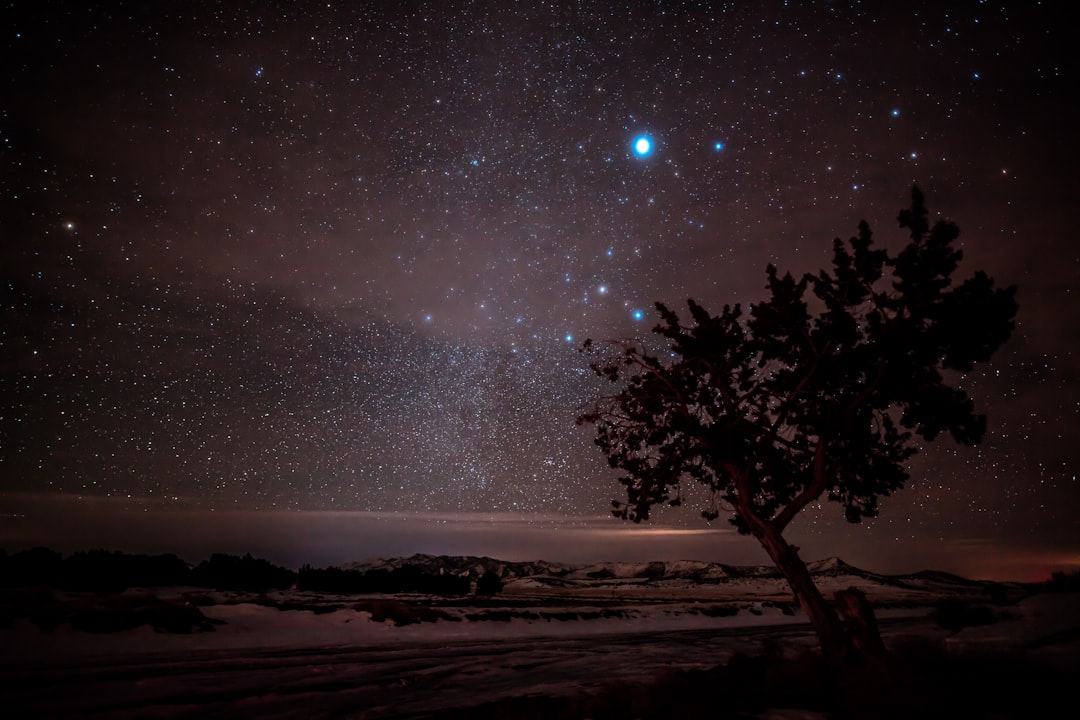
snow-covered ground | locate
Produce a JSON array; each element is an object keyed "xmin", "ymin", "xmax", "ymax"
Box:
[
  {"xmin": 1, "ymin": 559, "xmax": 1077, "ymax": 719},
  {"xmin": 0, "ymin": 602, "xmax": 893, "ymax": 719}
]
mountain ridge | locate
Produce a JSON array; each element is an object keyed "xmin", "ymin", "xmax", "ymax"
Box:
[{"xmin": 339, "ymin": 552, "xmax": 1012, "ymax": 593}]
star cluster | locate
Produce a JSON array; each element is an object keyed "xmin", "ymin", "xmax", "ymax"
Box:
[{"xmin": 1, "ymin": 2, "xmax": 1077, "ymax": 566}]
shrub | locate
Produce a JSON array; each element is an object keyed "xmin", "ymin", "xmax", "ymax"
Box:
[
  {"xmin": 189, "ymin": 553, "xmax": 296, "ymax": 591},
  {"xmin": 933, "ymin": 599, "xmax": 998, "ymax": 633},
  {"xmin": 475, "ymin": 570, "xmax": 503, "ymax": 596}
]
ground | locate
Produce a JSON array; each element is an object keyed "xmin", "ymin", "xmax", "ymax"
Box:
[{"xmin": 1, "ymin": 564, "xmax": 1076, "ymax": 718}]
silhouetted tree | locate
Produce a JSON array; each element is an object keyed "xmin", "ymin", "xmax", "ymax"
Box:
[
  {"xmin": 476, "ymin": 570, "xmax": 504, "ymax": 596},
  {"xmin": 2, "ymin": 546, "xmax": 63, "ymax": 587},
  {"xmin": 1047, "ymin": 569, "xmax": 1080, "ymax": 592},
  {"xmin": 190, "ymin": 553, "xmax": 296, "ymax": 591},
  {"xmin": 578, "ymin": 188, "xmax": 1017, "ymax": 667},
  {"xmin": 298, "ymin": 564, "xmax": 370, "ymax": 594},
  {"xmin": 59, "ymin": 549, "xmax": 190, "ymax": 591},
  {"xmin": 386, "ymin": 564, "xmax": 471, "ymax": 595}
]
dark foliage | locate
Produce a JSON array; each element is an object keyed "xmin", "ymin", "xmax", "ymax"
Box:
[
  {"xmin": 0, "ymin": 547, "xmax": 298, "ymax": 592},
  {"xmin": 0, "ymin": 587, "xmax": 65, "ymax": 631},
  {"xmin": 691, "ymin": 604, "xmax": 741, "ymax": 618},
  {"xmin": 932, "ymin": 599, "xmax": 999, "ymax": 633},
  {"xmin": 0, "ymin": 546, "xmax": 63, "ymax": 587},
  {"xmin": 475, "ymin": 570, "xmax": 504, "ymax": 596},
  {"xmin": 67, "ymin": 602, "xmax": 219, "ymax": 634},
  {"xmin": 577, "ymin": 188, "xmax": 1017, "ymax": 664},
  {"xmin": 0, "ymin": 547, "xmax": 479, "ymax": 597},
  {"xmin": 353, "ymin": 599, "xmax": 458, "ymax": 626},
  {"xmin": 297, "ymin": 563, "xmax": 472, "ymax": 596},
  {"xmin": 0, "ymin": 586, "xmax": 222, "ymax": 634},
  {"xmin": 189, "ymin": 553, "xmax": 297, "ymax": 591},
  {"xmin": 462, "ymin": 608, "xmax": 629, "ymax": 622},
  {"xmin": 381, "ymin": 564, "xmax": 472, "ymax": 595},
  {"xmin": 297, "ymin": 564, "xmax": 371, "ymax": 594},
  {"xmin": 58, "ymin": 549, "xmax": 190, "ymax": 592},
  {"xmin": 579, "ymin": 187, "xmax": 1017, "ymax": 530},
  {"xmin": 1046, "ymin": 569, "xmax": 1080, "ymax": 592}
]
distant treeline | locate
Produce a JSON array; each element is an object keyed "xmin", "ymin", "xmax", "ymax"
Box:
[
  {"xmin": 1047, "ymin": 569, "xmax": 1080, "ymax": 592},
  {"xmin": 0, "ymin": 547, "xmax": 497, "ymax": 595}
]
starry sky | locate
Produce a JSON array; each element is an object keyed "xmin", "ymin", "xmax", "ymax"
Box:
[{"xmin": 2, "ymin": 1, "xmax": 1077, "ymax": 580}]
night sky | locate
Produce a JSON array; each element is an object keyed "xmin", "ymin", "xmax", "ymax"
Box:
[{"xmin": 2, "ymin": 1, "xmax": 1077, "ymax": 580}]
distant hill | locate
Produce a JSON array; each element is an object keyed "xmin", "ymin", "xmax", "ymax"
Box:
[
  {"xmin": 0, "ymin": 547, "xmax": 1025, "ymax": 604},
  {"xmin": 340, "ymin": 553, "xmax": 1021, "ymax": 604}
]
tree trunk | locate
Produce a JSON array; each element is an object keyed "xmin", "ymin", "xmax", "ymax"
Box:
[
  {"xmin": 755, "ymin": 524, "xmax": 849, "ymax": 668},
  {"xmin": 754, "ymin": 524, "xmax": 898, "ymax": 718},
  {"xmin": 834, "ymin": 587, "xmax": 886, "ymax": 660}
]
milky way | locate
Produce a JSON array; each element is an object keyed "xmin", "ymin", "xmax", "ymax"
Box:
[{"xmin": 2, "ymin": 2, "xmax": 1077, "ymax": 572}]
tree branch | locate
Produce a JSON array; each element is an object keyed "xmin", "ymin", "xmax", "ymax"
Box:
[{"xmin": 771, "ymin": 437, "xmax": 829, "ymax": 532}]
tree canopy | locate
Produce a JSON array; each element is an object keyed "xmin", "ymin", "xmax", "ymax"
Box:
[
  {"xmin": 578, "ymin": 187, "xmax": 1018, "ymax": 665},
  {"xmin": 580, "ymin": 187, "xmax": 1016, "ymax": 533}
]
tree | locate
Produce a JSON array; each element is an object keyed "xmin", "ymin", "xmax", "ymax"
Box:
[
  {"xmin": 577, "ymin": 187, "xmax": 1017, "ymax": 666},
  {"xmin": 476, "ymin": 570, "xmax": 504, "ymax": 596}
]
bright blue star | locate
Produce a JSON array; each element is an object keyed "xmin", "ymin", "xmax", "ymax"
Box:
[
  {"xmin": 714, "ymin": 141, "xmax": 724, "ymax": 151},
  {"xmin": 891, "ymin": 109, "xmax": 900, "ymax": 117},
  {"xmin": 633, "ymin": 135, "xmax": 652, "ymax": 157},
  {"xmin": 632, "ymin": 310, "xmax": 644, "ymax": 321},
  {"xmin": 565, "ymin": 334, "xmax": 574, "ymax": 343}
]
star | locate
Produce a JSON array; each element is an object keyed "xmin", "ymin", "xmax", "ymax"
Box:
[{"xmin": 632, "ymin": 135, "xmax": 653, "ymax": 157}]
